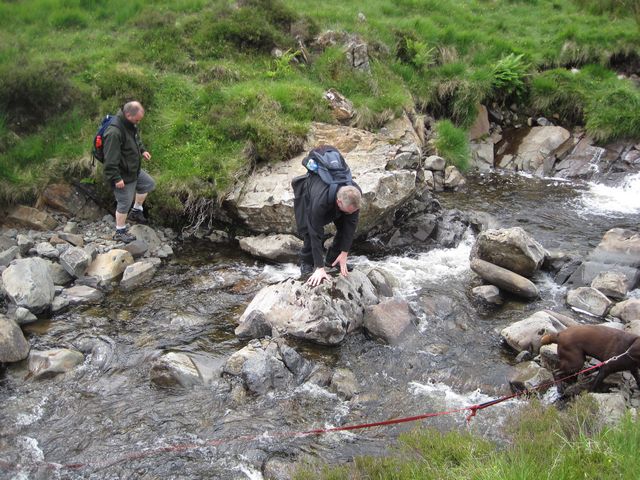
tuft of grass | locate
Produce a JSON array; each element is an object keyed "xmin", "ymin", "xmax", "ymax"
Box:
[{"xmin": 433, "ymin": 119, "xmax": 470, "ymax": 171}]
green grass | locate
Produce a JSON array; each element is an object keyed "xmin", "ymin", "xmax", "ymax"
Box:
[
  {"xmin": 433, "ymin": 120, "xmax": 470, "ymax": 171},
  {"xmin": 295, "ymin": 396, "xmax": 640, "ymax": 480},
  {"xmin": 0, "ymin": 0, "xmax": 639, "ymax": 216}
]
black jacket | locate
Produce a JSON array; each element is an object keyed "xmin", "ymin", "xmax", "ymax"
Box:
[
  {"xmin": 103, "ymin": 111, "xmax": 146, "ymax": 185},
  {"xmin": 295, "ymin": 174, "xmax": 360, "ymax": 268}
]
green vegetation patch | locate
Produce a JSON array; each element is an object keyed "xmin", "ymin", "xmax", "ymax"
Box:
[{"xmin": 296, "ymin": 397, "xmax": 640, "ymax": 480}]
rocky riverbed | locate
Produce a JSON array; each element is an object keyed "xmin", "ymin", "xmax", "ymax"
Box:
[{"xmin": 1, "ymin": 116, "xmax": 640, "ymax": 479}]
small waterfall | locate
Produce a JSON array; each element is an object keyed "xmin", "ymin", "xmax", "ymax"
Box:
[{"xmin": 580, "ymin": 172, "xmax": 640, "ymax": 216}]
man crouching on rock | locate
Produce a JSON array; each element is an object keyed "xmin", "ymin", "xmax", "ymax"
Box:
[{"xmin": 292, "ymin": 146, "xmax": 362, "ymax": 287}]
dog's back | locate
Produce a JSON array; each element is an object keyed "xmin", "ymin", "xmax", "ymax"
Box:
[{"xmin": 541, "ymin": 324, "xmax": 640, "ymax": 392}]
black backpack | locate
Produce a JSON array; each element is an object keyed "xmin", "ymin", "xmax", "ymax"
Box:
[
  {"xmin": 91, "ymin": 114, "xmax": 124, "ymax": 164},
  {"xmin": 302, "ymin": 145, "xmax": 353, "ymax": 202}
]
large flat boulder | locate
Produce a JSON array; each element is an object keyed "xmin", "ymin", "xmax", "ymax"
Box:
[
  {"xmin": 0, "ymin": 314, "xmax": 30, "ymax": 363},
  {"xmin": 224, "ymin": 121, "xmax": 419, "ymax": 235}
]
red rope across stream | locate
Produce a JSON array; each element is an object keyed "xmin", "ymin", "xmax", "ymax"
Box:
[{"xmin": 0, "ymin": 359, "xmax": 611, "ymax": 474}]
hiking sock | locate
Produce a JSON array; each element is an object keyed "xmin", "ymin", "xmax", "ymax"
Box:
[{"xmin": 133, "ymin": 204, "xmax": 143, "ymax": 211}]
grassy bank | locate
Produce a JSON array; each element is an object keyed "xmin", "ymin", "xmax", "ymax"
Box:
[
  {"xmin": 296, "ymin": 397, "xmax": 640, "ymax": 480},
  {"xmin": 0, "ymin": 0, "xmax": 639, "ymax": 218}
]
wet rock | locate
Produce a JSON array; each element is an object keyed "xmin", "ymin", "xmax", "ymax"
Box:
[
  {"xmin": 568, "ymin": 228, "xmax": 640, "ymax": 289},
  {"xmin": 223, "ymin": 338, "xmax": 312, "ymax": 395},
  {"xmin": 155, "ymin": 244, "xmax": 173, "ymax": 259},
  {"xmin": 2, "ymin": 258, "xmax": 55, "ymax": 313},
  {"xmin": 122, "ymin": 240, "xmax": 149, "ymax": 259},
  {"xmin": 85, "ymin": 249, "xmax": 134, "ymax": 284},
  {"xmin": 507, "ymin": 126, "xmax": 571, "ymax": 174},
  {"xmin": 0, "ymin": 314, "xmax": 30, "ymax": 362},
  {"xmin": 28, "ymin": 348, "xmax": 84, "ymax": 378},
  {"xmin": 60, "ymin": 285, "xmax": 104, "ymax": 306},
  {"xmin": 444, "ymin": 165, "xmax": 466, "ymax": 190},
  {"xmin": 566, "ymin": 287, "xmax": 612, "ymax": 317},
  {"xmin": 471, "ymin": 285, "xmax": 503, "ymax": 305},
  {"xmin": 235, "ymin": 270, "xmax": 378, "ymax": 345},
  {"xmin": 235, "ymin": 310, "xmax": 272, "ymax": 339},
  {"xmin": 501, "ymin": 310, "xmax": 577, "ymax": 353},
  {"xmin": 330, "ymin": 368, "xmax": 359, "ymax": 400},
  {"xmin": 13, "ymin": 306, "xmax": 38, "ymax": 325},
  {"xmin": 610, "ymin": 299, "xmax": 640, "ymax": 322},
  {"xmin": 150, "ymin": 352, "xmax": 203, "ymax": 388},
  {"xmin": 6, "ymin": 205, "xmax": 58, "ymax": 231},
  {"xmin": 363, "ymin": 298, "xmax": 414, "ymax": 344},
  {"xmin": 539, "ymin": 343, "xmax": 558, "ymax": 371},
  {"xmin": 238, "ymin": 234, "xmax": 303, "ymax": 264},
  {"xmin": 120, "ymin": 261, "xmax": 157, "ymax": 290},
  {"xmin": 470, "ymin": 141, "xmax": 494, "ymax": 172},
  {"xmin": 129, "ymin": 225, "xmax": 162, "ymax": 252},
  {"xmin": 508, "ymin": 361, "xmax": 554, "ymax": 393},
  {"xmin": 471, "ymin": 227, "xmax": 547, "ymax": 278},
  {"xmin": 0, "ymin": 246, "xmax": 20, "ymax": 268},
  {"xmin": 59, "ymin": 246, "xmax": 91, "ymax": 278},
  {"xmin": 591, "ymin": 271, "xmax": 629, "ymax": 300},
  {"xmin": 515, "ymin": 350, "xmax": 533, "ymax": 363},
  {"xmin": 366, "ymin": 268, "xmax": 394, "ymax": 297},
  {"xmin": 51, "ymin": 296, "xmax": 70, "ymax": 313},
  {"xmin": 470, "ymin": 258, "xmax": 539, "ymax": 300}
]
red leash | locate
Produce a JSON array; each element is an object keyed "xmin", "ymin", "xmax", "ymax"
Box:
[{"xmin": 0, "ymin": 359, "xmax": 612, "ymax": 473}]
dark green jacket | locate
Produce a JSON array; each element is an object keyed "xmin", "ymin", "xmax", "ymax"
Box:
[{"xmin": 102, "ymin": 111, "xmax": 146, "ymax": 185}]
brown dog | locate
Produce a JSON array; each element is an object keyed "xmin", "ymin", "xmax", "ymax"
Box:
[{"xmin": 540, "ymin": 324, "xmax": 640, "ymax": 393}]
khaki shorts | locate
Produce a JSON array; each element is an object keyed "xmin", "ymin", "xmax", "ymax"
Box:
[{"xmin": 113, "ymin": 169, "xmax": 156, "ymax": 214}]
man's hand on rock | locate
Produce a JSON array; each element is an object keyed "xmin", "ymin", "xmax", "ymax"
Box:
[
  {"xmin": 331, "ymin": 251, "xmax": 350, "ymax": 276},
  {"xmin": 115, "ymin": 180, "xmax": 125, "ymax": 189},
  {"xmin": 306, "ymin": 267, "xmax": 330, "ymax": 287}
]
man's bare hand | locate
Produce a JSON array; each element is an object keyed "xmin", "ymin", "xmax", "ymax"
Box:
[
  {"xmin": 331, "ymin": 251, "xmax": 350, "ymax": 276},
  {"xmin": 115, "ymin": 180, "xmax": 125, "ymax": 189},
  {"xmin": 306, "ymin": 267, "xmax": 330, "ymax": 287},
  {"xmin": 142, "ymin": 151, "xmax": 152, "ymax": 160}
]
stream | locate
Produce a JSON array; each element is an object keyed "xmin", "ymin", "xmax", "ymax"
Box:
[{"xmin": 1, "ymin": 171, "xmax": 640, "ymax": 479}]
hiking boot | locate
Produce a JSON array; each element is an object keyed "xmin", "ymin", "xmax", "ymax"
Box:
[
  {"xmin": 299, "ymin": 262, "xmax": 314, "ymax": 280},
  {"xmin": 113, "ymin": 228, "xmax": 136, "ymax": 243},
  {"xmin": 128, "ymin": 208, "xmax": 148, "ymax": 225}
]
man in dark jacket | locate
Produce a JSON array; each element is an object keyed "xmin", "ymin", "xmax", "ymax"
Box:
[
  {"xmin": 293, "ymin": 171, "xmax": 362, "ymax": 287},
  {"xmin": 103, "ymin": 100, "xmax": 155, "ymax": 243}
]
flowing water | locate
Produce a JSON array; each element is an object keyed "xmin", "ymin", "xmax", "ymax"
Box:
[{"xmin": 2, "ymin": 171, "xmax": 640, "ymax": 479}]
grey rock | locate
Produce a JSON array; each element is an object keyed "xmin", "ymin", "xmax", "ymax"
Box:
[
  {"xmin": 2, "ymin": 258, "xmax": 55, "ymax": 313},
  {"xmin": 129, "ymin": 225, "xmax": 162, "ymax": 252},
  {"xmin": 509, "ymin": 361, "xmax": 554, "ymax": 392},
  {"xmin": 61, "ymin": 285, "xmax": 104, "ymax": 305},
  {"xmin": 423, "ymin": 155, "xmax": 446, "ymax": 171},
  {"xmin": 59, "ymin": 247, "xmax": 91, "ymax": 278},
  {"xmin": 58, "ymin": 232, "xmax": 84, "ymax": 247},
  {"xmin": 14, "ymin": 306, "xmax": 38, "ymax": 325},
  {"xmin": 363, "ymin": 298, "xmax": 414, "ymax": 344},
  {"xmin": 238, "ymin": 234, "xmax": 303, "ymax": 264},
  {"xmin": 330, "ymin": 368, "xmax": 359, "ymax": 400},
  {"xmin": 46, "ymin": 260, "xmax": 73, "ymax": 286},
  {"xmin": 150, "ymin": 352, "xmax": 203, "ymax": 388},
  {"xmin": 471, "ymin": 285, "xmax": 503, "ymax": 305},
  {"xmin": 0, "ymin": 314, "xmax": 30, "ymax": 362},
  {"xmin": 0, "ymin": 246, "xmax": 20, "ymax": 266},
  {"xmin": 471, "ymin": 258, "xmax": 539, "ymax": 299},
  {"xmin": 120, "ymin": 261, "xmax": 157, "ymax": 290},
  {"xmin": 16, "ymin": 234, "xmax": 34, "ymax": 255},
  {"xmin": 28, "ymin": 348, "xmax": 84, "ymax": 378},
  {"xmin": 610, "ymin": 299, "xmax": 640, "ymax": 322},
  {"xmin": 35, "ymin": 242, "xmax": 59, "ymax": 259},
  {"xmin": 566, "ymin": 287, "xmax": 612, "ymax": 317},
  {"xmin": 501, "ymin": 310, "xmax": 576, "ymax": 353},
  {"xmin": 471, "ymin": 227, "xmax": 547, "ymax": 278},
  {"xmin": 591, "ymin": 271, "xmax": 629, "ymax": 300},
  {"xmin": 122, "ymin": 240, "xmax": 149, "ymax": 259}
]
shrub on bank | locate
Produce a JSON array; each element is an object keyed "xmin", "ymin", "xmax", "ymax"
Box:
[{"xmin": 433, "ymin": 120, "xmax": 470, "ymax": 171}]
